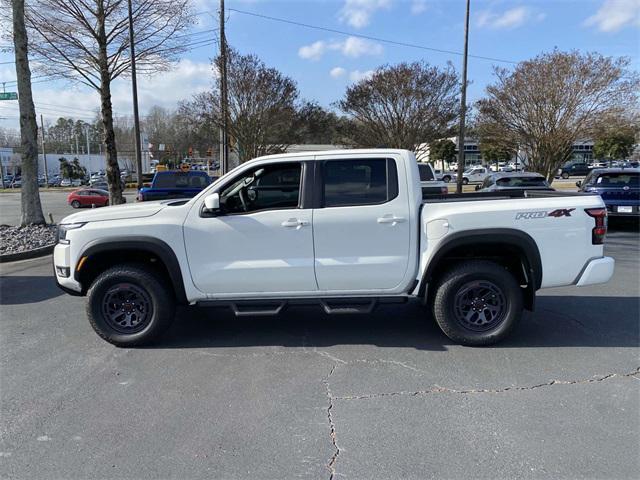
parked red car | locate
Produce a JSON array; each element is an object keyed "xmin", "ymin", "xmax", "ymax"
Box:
[{"xmin": 67, "ymin": 188, "xmax": 110, "ymax": 208}]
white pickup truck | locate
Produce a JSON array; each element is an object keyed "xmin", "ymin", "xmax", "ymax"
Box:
[{"xmin": 54, "ymin": 149, "xmax": 614, "ymax": 347}]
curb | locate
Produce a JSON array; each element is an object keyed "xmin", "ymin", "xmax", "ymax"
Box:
[{"xmin": 0, "ymin": 244, "xmax": 55, "ymax": 263}]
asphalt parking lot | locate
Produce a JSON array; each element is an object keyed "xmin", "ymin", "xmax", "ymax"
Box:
[
  {"xmin": 0, "ymin": 190, "xmax": 139, "ymax": 226},
  {"xmin": 0, "ymin": 220, "xmax": 638, "ymax": 479}
]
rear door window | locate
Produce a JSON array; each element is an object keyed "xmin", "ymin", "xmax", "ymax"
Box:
[{"xmin": 323, "ymin": 159, "xmax": 397, "ymax": 207}]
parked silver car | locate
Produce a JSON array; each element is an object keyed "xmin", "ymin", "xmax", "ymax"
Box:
[{"xmin": 476, "ymin": 172, "xmax": 553, "ymax": 192}]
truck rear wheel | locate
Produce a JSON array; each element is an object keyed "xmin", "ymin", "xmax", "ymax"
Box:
[
  {"xmin": 86, "ymin": 264, "xmax": 175, "ymax": 347},
  {"xmin": 432, "ymin": 260, "xmax": 523, "ymax": 346}
]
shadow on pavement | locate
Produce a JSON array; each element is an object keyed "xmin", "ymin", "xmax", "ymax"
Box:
[
  {"xmin": 154, "ymin": 295, "xmax": 639, "ymax": 351},
  {"xmin": 0, "ymin": 275, "xmax": 63, "ymax": 305}
]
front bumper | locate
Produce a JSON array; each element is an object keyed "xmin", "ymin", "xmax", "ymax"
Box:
[
  {"xmin": 576, "ymin": 256, "xmax": 615, "ymax": 287},
  {"xmin": 53, "ymin": 243, "xmax": 83, "ymax": 294}
]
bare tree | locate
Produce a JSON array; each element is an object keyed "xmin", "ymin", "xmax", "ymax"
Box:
[
  {"xmin": 181, "ymin": 49, "xmax": 300, "ymax": 163},
  {"xmin": 476, "ymin": 50, "xmax": 639, "ymax": 181},
  {"xmin": 337, "ymin": 61, "xmax": 460, "ymax": 153},
  {"xmin": 25, "ymin": 0, "xmax": 194, "ymax": 204},
  {"xmin": 12, "ymin": 0, "xmax": 45, "ymax": 225}
]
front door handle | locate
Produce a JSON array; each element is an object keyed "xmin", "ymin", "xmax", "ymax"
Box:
[
  {"xmin": 281, "ymin": 218, "xmax": 309, "ymax": 228},
  {"xmin": 377, "ymin": 214, "xmax": 406, "ymax": 225}
]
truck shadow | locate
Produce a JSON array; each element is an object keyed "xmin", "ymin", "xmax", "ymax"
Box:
[
  {"xmin": 158, "ymin": 295, "xmax": 639, "ymax": 351},
  {"xmin": 0, "ymin": 275, "xmax": 63, "ymax": 305}
]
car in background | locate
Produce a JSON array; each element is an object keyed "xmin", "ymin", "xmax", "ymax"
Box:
[
  {"xmin": 476, "ymin": 172, "xmax": 554, "ymax": 192},
  {"xmin": 451, "ymin": 166, "xmax": 490, "ymax": 185},
  {"xmin": 71, "ymin": 178, "xmax": 83, "ymax": 187},
  {"xmin": 60, "ymin": 178, "xmax": 72, "ymax": 187},
  {"xmin": 48, "ymin": 176, "xmax": 61, "ymax": 187},
  {"xmin": 589, "ymin": 162, "xmax": 608, "ymax": 169},
  {"xmin": 418, "ymin": 163, "xmax": 448, "ymax": 196},
  {"xmin": 67, "ymin": 188, "xmax": 111, "ymax": 208},
  {"xmin": 577, "ymin": 168, "xmax": 639, "ymax": 217},
  {"xmin": 137, "ymin": 170, "xmax": 213, "ymax": 202},
  {"xmin": 557, "ymin": 162, "xmax": 590, "ymax": 179},
  {"xmin": 433, "ymin": 168, "xmax": 455, "ymax": 183}
]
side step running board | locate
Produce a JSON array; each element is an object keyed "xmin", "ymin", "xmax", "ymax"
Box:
[{"xmin": 197, "ymin": 297, "xmax": 407, "ymax": 317}]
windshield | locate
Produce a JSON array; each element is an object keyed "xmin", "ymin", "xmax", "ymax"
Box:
[
  {"xmin": 593, "ymin": 172, "xmax": 639, "ymax": 187},
  {"xmin": 496, "ymin": 176, "xmax": 548, "ymax": 187},
  {"xmin": 153, "ymin": 172, "xmax": 209, "ymax": 189}
]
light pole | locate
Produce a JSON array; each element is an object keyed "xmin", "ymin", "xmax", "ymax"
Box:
[
  {"xmin": 127, "ymin": 0, "xmax": 143, "ymax": 188},
  {"xmin": 219, "ymin": 0, "xmax": 228, "ymax": 175},
  {"xmin": 455, "ymin": 0, "xmax": 470, "ymax": 194}
]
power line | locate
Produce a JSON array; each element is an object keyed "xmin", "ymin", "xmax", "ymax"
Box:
[
  {"xmin": 0, "ymin": 37, "xmax": 217, "ymax": 87},
  {"xmin": 226, "ymin": 7, "xmax": 518, "ymax": 65}
]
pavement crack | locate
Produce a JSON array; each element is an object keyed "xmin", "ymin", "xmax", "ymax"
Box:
[
  {"xmin": 335, "ymin": 367, "xmax": 640, "ymax": 401},
  {"xmin": 323, "ymin": 364, "xmax": 341, "ymax": 480},
  {"xmin": 314, "ymin": 348, "xmax": 347, "ymax": 364},
  {"xmin": 348, "ymin": 358, "xmax": 424, "ymax": 373}
]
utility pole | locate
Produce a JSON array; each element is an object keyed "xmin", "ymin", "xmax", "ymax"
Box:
[
  {"xmin": 39, "ymin": 114, "xmax": 48, "ymax": 185},
  {"xmin": 75, "ymin": 133, "xmax": 79, "ymax": 156},
  {"xmin": 455, "ymin": 0, "xmax": 470, "ymax": 194},
  {"xmin": 85, "ymin": 124, "xmax": 90, "ymax": 165},
  {"xmin": 219, "ymin": 0, "xmax": 228, "ymax": 175},
  {"xmin": 127, "ymin": 0, "xmax": 143, "ymax": 188}
]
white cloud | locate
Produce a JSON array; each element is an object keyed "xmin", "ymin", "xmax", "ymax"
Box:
[
  {"xmin": 584, "ymin": 0, "xmax": 640, "ymax": 32},
  {"xmin": 339, "ymin": 0, "xmax": 392, "ymax": 29},
  {"xmin": 298, "ymin": 36, "xmax": 383, "ymax": 60},
  {"xmin": 349, "ymin": 69, "xmax": 375, "ymax": 82},
  {"xmin": 411, "ymin": 0, "xmax": 428, "ymax": 15},
  {"xmin": 340, "ymin": 37, "xmax": 383, "ymax": 57},
  {"xmin": 298, "ymin": 41, "xmax": 328, "ymax": 61},
  {"xmin": 330, "ymin": 67, "xmax": 347, "ymax": 78},
  {"xmin": 477, "ymin": 6, "xmax": 544, "ymax": 29}
]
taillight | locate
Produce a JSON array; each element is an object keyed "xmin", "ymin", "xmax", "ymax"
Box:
[
  {"xmin": 585, "ymin": 208, "xmax": 607, "ymax": 245},
  {"xmin": 440, "ymin": 186, "xmax": 448, "ymax": 195}
]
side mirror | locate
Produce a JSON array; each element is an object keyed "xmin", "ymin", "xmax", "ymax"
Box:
[
  {"xmin": 204, "ymin": 192, "xmax": 220, "ymax": 212},
  {"xmin": 475, "ymin": 185, "xmax": 481, "ymax": 191},
  {"xmin": 575, "ymin": 181, "xmax": 582, "ymax": 187}
]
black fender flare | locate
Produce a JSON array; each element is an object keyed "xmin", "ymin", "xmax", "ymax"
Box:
[
  {"xmin": 75, "ymin": 236, "xmax": 188, "ymax": 304},
  {"xmin": 419, "ymin": 228, "xmax": 542, "ymax": 309}
]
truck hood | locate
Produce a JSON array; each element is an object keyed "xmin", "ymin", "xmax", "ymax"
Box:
[{"xmin": 60, "ymin": 201, "xmax": 169, "ymax": 224}]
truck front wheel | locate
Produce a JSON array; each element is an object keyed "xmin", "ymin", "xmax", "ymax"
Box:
[
  {"xmin": 86, "ymin": 264, "xmax": 175, "ymax": 347},
  {"xmin": 432, "ymin": 260, "xmax": 523, "ymax": 346}
]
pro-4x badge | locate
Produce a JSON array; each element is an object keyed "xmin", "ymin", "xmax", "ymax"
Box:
[
  {"xmin": 547, "ymin": 208, "xmax": 575, "ymax": 217},
  {"xmin": 516, "ymin": 208, "xmax": 575, "ymax": 219}
]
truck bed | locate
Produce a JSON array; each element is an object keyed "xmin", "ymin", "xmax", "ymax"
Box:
[{"xmin": 423, "ymin": 190, "xmax": 597, "ymax": 203}]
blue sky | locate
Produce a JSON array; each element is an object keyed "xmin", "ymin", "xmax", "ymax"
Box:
[{"xmin": 0, "ymin": 0, "xmax": 639, "ymax": 130}]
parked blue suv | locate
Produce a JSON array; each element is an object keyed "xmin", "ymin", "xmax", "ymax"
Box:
[{"xmin": 577, "ymin": 168, "xmax": 639, "ymax": 217}]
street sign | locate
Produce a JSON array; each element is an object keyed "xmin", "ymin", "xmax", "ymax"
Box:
[{"xmin": 0, "ymin": 92, "xmax": 18, "ymax": 101}]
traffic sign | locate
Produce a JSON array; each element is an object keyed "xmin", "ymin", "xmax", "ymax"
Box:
[{"xmin": 0, "ymin": 92, "xmax": 18, "ymax": 101}]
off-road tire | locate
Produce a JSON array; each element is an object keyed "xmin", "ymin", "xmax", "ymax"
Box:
[
  {"xmin": 86, "ymin": 264, "xmax": 175, "ymax": 347},
  {"xmin": 432, "ymin": 260, "xmax": 523, "ymax": 346}
]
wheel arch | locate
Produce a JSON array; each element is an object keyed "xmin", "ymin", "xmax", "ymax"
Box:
[
  {"xmin": 74, "ymin": 236, "xmax": 188, "ymax": 305},
  {"xmin": 419, "ymin": 228, "xmax": 542, "ymax": 310}
]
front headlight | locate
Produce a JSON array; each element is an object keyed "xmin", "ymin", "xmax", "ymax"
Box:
[{"xmin": 57, "ymin": 222, "xmax": 86, "ymax": 244}]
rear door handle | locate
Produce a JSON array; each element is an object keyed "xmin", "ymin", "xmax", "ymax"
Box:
[
  {"xmin": 281, "ymin": 218, "xmax": 309, "ymax": 228},
  {"xmin": 377, "ymin": 214, "xmax": 406, "ymax": 225}
]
